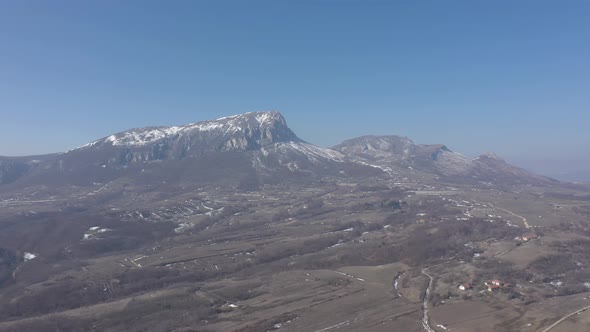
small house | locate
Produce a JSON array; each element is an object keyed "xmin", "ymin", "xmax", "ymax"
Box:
[
  {"xmin": 458, "ymin": 282, "xmax": 472, "ymax": 291},
  {"xmin": 515, "ymin": 233, "xmax": 539, "ymax": 242},
  {"xmin": 487, "ymin": 284, "xmax": 500, "ymax": 292},
  {"xmin": 490, "ymin": 279, "xmax": 503, "ymax": 286},
  {"xmin": 521, "ymin": 233, "xmax": 538, "ymax": 241},
  {"xmin": 485, "ymin": 279, "xmax": 503, "ymax": 291}
]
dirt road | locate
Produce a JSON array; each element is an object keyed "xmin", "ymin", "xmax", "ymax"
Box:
[
  {"xmin": 539, "ymin": 304, "xmax": 590, "ymax": 332},
  {"xmin": 496, "ymin": 207, "xmax": 531, "ymax": 229},
  {"xmin": 421, "ymin": 267, "xmax": 436, "ymax": 332}
]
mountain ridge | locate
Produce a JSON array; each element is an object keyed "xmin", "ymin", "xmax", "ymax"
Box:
[
  {"xmin": 70, "ymin": 111, "xmax": 301, "ymax": 152},
  {"xmin": 333, "ymin": 134, "xmax": 556, "ymax": 185},
  {"xmin": 0, "ymin": 111, "xmax": 557, "ymax": 188}
]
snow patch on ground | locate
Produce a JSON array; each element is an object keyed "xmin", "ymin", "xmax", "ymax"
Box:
[
  {"xmin": 352, "ymin": 160, "xmax": 394, "ymax": 176},
  {"xmin": 24, "ymin": 252, "xmax": 37, "ymax": 261},
  {"xmin": 83, "ymin": 227, "xmax": 112, "ymax": 240},
  {"xmin": 105, "ymin": 127, "xmax": 184, "ymax": 146},
  {"xmin": 274, "ymin": 142, "xmax": 344, "ymax": 163},
  {"xmin": 255, "ymin": 112, "xmax": 273, "ymax": 125}
]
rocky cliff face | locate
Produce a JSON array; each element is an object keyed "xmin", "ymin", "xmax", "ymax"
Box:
[{"xmin": 68, "ymin": 111, "xmax": 303, "ymax": 165}]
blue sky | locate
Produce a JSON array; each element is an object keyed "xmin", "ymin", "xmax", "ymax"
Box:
[{"xmin": 1, "ymin": 1, "xmax": 589, "ymax": 175}]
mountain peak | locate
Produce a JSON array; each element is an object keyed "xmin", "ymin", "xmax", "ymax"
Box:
[
  {"xmin": 214, "ymin": 110, "xmax": 286, "ymax": 126},
  {"xmin": 75, "ymin": 110, "xmax": 297, "ymax": 150},
  {"xmin": 333, "ymin": 135, "xmax": 415, "ymax": 155},
  {"xmin": 476, "ymin": 152, "xmax": 504, "ymax": 162}
]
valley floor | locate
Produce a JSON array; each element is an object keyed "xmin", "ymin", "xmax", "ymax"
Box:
[{"xmin": 1, "ymin": 178, "xmax": 590, "ymax": 331}]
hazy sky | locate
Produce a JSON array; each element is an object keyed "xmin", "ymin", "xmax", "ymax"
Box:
[{"xmin": 1, "ymin": 1, "xmax": 589, "ymax": 170}]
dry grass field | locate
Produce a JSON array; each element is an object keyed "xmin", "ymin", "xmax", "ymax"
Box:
[{"xmin": 1, "ymin": 178, "xmax": 590, "ymax": 331}]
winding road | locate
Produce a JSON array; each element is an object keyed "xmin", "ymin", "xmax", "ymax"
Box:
[
  {"xmin": 496, "ymin": 207, "xmax": 531, "ymax": 229},
  {"xmin": 421, "ymin": 267, "xmax": 436, "ymax": 332}
]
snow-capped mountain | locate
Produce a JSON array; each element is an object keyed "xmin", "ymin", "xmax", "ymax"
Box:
[
  {"xmin": 333, "ymin": 135, "xmax": 471, "ymax": 175},
  {"xmin": 333, "ymin": 135, "xmax": 555, "ymax": 185},
  {"xmin": 0, "ymin": 112, "xmax": 380, "ymax": 188},
  {"xmin": 0, "ymin": 112, "xmax": 556, "ymax": 189},
  {"xmin": 64, "ymin": 111, "xmax": 355, "ymax": 174},
  {"xmin": 73, "ymin": 111, "xmax": 302, "ymax": 153}
]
